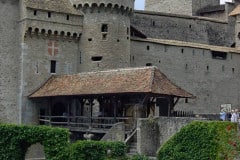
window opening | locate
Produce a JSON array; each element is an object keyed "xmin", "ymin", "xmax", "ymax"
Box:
[
  {"xmin": 181, "ymin": 49, "xmax": 184, "ymax": 53},
  {"xmin": 207, "ymin": 65, "xmax": 209, "ymax": 71},
  {"xmin": 48, "ymin": 12, "xmax": 51, "ymax": 18},
  {"xmin": 185, "ymin": 98, "xmax": 188, "ymax": 103},
  {"xmin": 79, "ymin": 52, "xmax": 81, "ymax": 64},
  {"xmin": 152, "ymin": 20, "xmax": 155, "ymax": 26},
  {"xmin": 34, "ymin": 10, "xmax": 37, "ymax": 16},
  {"xmin": 147, "ymin": 46, "xmax": 150, "ymax": 50},
  {"xmin": 66, "ymin": 15, "xmax": 70, "ymax": 20},
  {"xmin": 102, "ymin": 33, "xmax": 107, "ymax": 40},
  {"xmin": 146, "ymin": 63, "xmax": 152, "ymax": 66},
  {"xmin": 88, "ymin": 38, "xmax": 92, "ymax": 41},
  {"xmin": 50, "ymin": 60, "xmax": 56, "ymax": 73},
  {"xmin": 211, "ymin": 51, "xmax": 227, "ymax": 60},
  {"xmin": 232, "ymin": 68, "xmax": 235, "ymax": 73},
  {"xmin": 91, "ymin": 56, "xmax": 102, "ymax": 61},
  {"xmin": 101, "ymin": 24, "xmax": 108, "ymax": 32}
]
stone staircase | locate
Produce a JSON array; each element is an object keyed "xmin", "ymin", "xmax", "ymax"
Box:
[{"xmin": 127, "ymin": 141, "xmax": 138, "ymax": 156}]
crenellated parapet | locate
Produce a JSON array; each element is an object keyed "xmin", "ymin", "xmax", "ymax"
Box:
[
  {"xmin": 25, "ymin": 27, "xmax": 81, "ymax": 41},
  {"xmin": 72, "ymin": 0, "xmax": 134, "ymax": 14}
]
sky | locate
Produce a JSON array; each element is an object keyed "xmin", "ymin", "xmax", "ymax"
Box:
[{"xmin": 134, "ymin": 0, "xmax": 232, "ymax": 10}]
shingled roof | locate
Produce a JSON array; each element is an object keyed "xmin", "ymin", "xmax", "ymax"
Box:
[
  {"xmin": 24, "ymin": 0, "xmax": 81, "ymax": 15},
  {"xmin": 29, "ymin": 67, "xmax": 194, "ymax": 98}
]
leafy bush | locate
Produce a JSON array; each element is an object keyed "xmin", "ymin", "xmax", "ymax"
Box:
[
  {"xmin": 0, "ymin": 124, "xmax": 127, "ymax": 160},
  {"xmin": 69, "ymin": 140, "xmax": 127, "ymax": 160},
  {"xmin": 157, "ymin": 121, "xmax": 239, "ymax": 160},
  {"xmin": 0, "ymin": 124, "xmax": 69, "ymax": 160}
]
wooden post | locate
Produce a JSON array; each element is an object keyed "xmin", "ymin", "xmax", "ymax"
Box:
[
  {"xmin": 113, "ymin": 97, "xmax": 117, "ymax": 123},
  {"xmin": 49, "ymin": 97, "xmax": 52, "ymax": 126},
  {"xmin": 167, "ymin": 97, "xmax": 171, "ymax": 117},
  {"xmin": 67, "ymin": 99, "xmax": 70, "ymax": 126},
  {"xmin": 90, "ymin": 99, "xmax": 93, "ymax": 129}
]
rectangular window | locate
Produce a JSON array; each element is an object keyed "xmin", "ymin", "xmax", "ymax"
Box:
[
  {"xmin": 34, "ymin": 10, "xmax": 37, "ymax": 16},
  {"xmin": 66, "ymin": 15, "xmax": 70, "ymax": 20},
  {"xmin": 50, "ymin": 60, "xmax": 56, "ymax": 73},
  {"xmin": 101, "ymin": 24, "xmax": 108, "ymax": 32},
  {"xmin": 212, "ymin": 51, "xmax": 227, "ymax": 60},
  {"xmin": 48, "ymin": 12, "xmax": 51, "ymax": 18}
]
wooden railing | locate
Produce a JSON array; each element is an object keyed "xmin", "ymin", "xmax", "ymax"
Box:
[{"xmin": 39, "ymin": 115, "xmax": 134, "ymax": 132}]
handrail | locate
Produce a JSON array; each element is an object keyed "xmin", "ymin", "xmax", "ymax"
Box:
[
  {"xmin": 124, "ymin": 128, "xmax": 137, "ymax": 145},
  {"xmin": 39, "ymin": 115, "xmax": 134, "ymax": 130}
]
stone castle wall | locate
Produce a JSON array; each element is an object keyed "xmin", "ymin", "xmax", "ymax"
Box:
[
  {"xmin": 21, "ymin": 34, "xmax": 80, "ymax": 123},
  {"xmin": 77, "ymin": 3, "xmax": 132, "ymax": 72},
  {"xmin": 137, "ymin": 117, "xmax": 205, "ymax": 156},
  {"xmin": 131, "ymin": 39, "xmax": 240, "ymax": 114},
  {"xmin": 131, "ymin": 11, "xmax": 235, "ymax": 47},
  {"xmin": 145, "ymin": 0, "xmax": 220, "ymax": 16},
  {"xmin": 0, "ymin": 0, "xmax": 21, "ymax": 123}
]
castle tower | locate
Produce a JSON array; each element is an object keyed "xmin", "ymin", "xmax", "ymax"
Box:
[{"xmin": 72, "ymin": 0, "xmax": 134, "ymax": 72}]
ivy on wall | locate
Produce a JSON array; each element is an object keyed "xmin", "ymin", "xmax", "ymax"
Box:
[
  {"xmin": 0, "ymin": 124, "xmax": 69, "ymax": 160},
  {"xmin": 157, "ymin": 121, "xmax": 240, "ymax": 160},
  {"xmin": 0, "ymin": 124, "xmax": 127, "ymax": 160}
]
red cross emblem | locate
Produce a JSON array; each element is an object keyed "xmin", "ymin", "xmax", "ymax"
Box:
[{"xmin": 48, "ymin": 41, "xmax": 58, "ymax": 56}]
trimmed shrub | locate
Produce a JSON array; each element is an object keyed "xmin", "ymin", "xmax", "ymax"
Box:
[
  {"xmin": 69, "ymin": 140, "xmax": 127, "ymax": 160},
  {"xmin": 0, "ymin": 124, "xmax": 69, "ymax": 160},
  {"xmin": 157, "ymin": 121, "xmax": 239, "ymax": 160}
]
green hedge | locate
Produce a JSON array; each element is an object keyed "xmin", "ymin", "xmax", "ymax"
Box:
[
  {"xmin": 157, "ymin": 121, "xmax": 239, "ymax": 160},
  {"xmin": 69, "ymin": 140, "xmax": 127, "ymax": 160},
  {"xmin": 0, "ymin": 124, "xmax": 127, "ymax": 160},
  {"xmin": 0, "ymin": 124, "xmax": 69, "ymax": 160}
]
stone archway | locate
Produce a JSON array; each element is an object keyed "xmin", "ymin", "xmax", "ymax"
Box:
[{"xmin": 25, "ymin": 143, "xmax": 45, "ymax": 160}]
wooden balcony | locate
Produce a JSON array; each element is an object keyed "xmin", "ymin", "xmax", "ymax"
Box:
[{"xmin": 39, "ymin": 115, "xmax": 135, "ymax": 133}]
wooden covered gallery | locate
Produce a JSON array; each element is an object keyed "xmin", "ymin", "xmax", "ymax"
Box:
[{"xmin": 29, "ymin": 66, "xmax": 193, "ymax": 135}]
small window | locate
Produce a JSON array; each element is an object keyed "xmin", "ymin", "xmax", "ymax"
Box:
[
  {"xmin": 91, "ymin": 56, "xmax": 102, "ymax": 61},
  {"xmin": 34, "ymin": 10, "xmax": 37, "ymax": 16},
  {"xmin": 185, "ymin": 98, "xmax": 188, "ymax": 103},
  {"xmin": 50, "ymin": 60, "xmax": 56, "ymax": 73},
  {"xmin": 102, "ymin": 33, "xmax": 107, "ymax": 40},
  {"xmin": 152, "ymin": 20, "xmax": 155, "ymax": 26},
  {"xmin": 147, "ymin": 46, "xmax": 150, "ymax": 50},
  {"xmin": 181, "ymin": 49, "xmax": 184, "ymax": 53},
  {"xmin": 212, "ymin": 51, "xmax": 227, "ymax": 60},
  {"xmin": 88, "ymin": 38, "xmax": 92, "ymax": 41},
  {"xmin": 66, "ymin": 15, "xmax": 70, "ymax": 20},
  {"xmin": 48, "ymin": 12, "xmax": 51, "ymax": 18},
  {"xmin": 79, "ymin": 51, "xmax": 81, "ymax": 64},
  {"xmin": 232, "ymin": 68, "xmax": 235, "ymax": 73},
  {"xmin": 207, "ymin": 66, "xmax": 209, "ymax": 70},
  {"xmin": 101, "ymin": 24, "xmax": 108, "ymax": 32},
  {"xmin": 146, "ymin": 63, "xmax": 152, "ymax": 66}
]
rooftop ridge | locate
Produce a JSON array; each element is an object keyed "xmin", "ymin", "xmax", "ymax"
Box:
[{"xmin": 56, "ymin": 66, "xmax": 158, "ymax": 77}]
